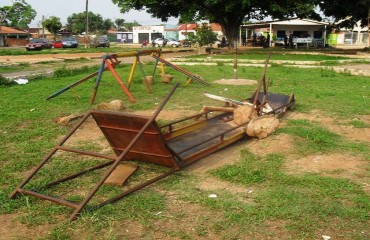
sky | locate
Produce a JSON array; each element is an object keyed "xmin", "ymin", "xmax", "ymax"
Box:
[{"xmin": 1, "ymin": 0, "xmax": 179, "ymax": 27}]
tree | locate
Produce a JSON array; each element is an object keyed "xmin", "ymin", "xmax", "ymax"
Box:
[
  {"xmin": 102, "ymin": 18, "xmax": 114, "ymax": 31},
  {"xmin": 318, "ymin": 0, "xmax": 369, "ymax": 29},
  {"xmin": 187, "ymin": 23, "xmax": 218, "ymax": 48},
  {"xmin": 0, "ymin": 0, "xmax": 36, "ymax": 29},
  {"xmin": 66, "ymin": 12, "xmax": 109, "ymax": 34},
  {"xmin": 111, "ymin": 0, "xmax": 319, "ymax": 47},
  {"xmin": 115, "ymin": 18, "xmax": 125, "ymax": 30},
  {"xmin": 124, "ymin": 21, "xmax": 141, "ymax": 31},
  {"xmin": 42, "ymin": 16, "xmax": 62, "ymax": 40}
]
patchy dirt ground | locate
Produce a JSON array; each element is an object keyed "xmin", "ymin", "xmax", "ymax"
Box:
[
  {"xmin": 1, "ymin": 109, "xmax": 369, "ymax": 239},
  {"xmin": 58, "ymin": 108, "xmax": 369, "ymax": 192},
  {"xmin": 1, "ymin": 50, "xmax": 369, "ymax": 239}
]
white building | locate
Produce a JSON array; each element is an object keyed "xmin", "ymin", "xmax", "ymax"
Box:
[
  {"xmin": 132, "ymin": 25, "xmax": 165, "ymax": 44},
  {"xmin": 242, "ymin": 18, "xmax": 329, "ymax": 47},
  {"xmin": 337, "ymin": 22, "xmax": 369, "ymax": 46}
]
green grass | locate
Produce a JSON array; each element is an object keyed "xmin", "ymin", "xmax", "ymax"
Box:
[
  {"xmin": 277, "ymin": 119, "xmax": 368, "ymax": 156},
  {"xmin": 207, "ymin": 151, "xmax": 370, "ymax": 239},
  {"xmin": 0, "ymin": 49, "xmax": 369, "ymax": 239},
  {"xmin": 188, "ymin": 49, "xmax": 353, "ymax": 61}
]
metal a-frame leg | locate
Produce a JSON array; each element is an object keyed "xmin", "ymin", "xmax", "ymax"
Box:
[
  {"xmin": 69, "ymin": 82, "xmax": 179, "ymax": 221},
  {"xmin": 9, "ymin": 112, "xmax": 92, "ymax": 199}
]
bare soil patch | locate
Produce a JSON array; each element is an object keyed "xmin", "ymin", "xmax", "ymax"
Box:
[
  {"xmin": 285, "ymin": 153, "xmax": 369, "ymax": 193},
  {"xmin": 285, "ymin": 110, "xmax": 370, "ymax": 142},
  {"xmin": 214, "ymin": 78, "xmax": 258, "ymax": 85},
  {"xmin": 0, "ymin": 213, "xmax": 51, "ymax": 239}
]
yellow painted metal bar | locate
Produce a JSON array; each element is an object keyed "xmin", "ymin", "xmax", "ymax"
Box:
[
  {"xmin": 185, "ymin": 78, "xmax": 192, "ymax": 86},
  {"xmin": 164, "ymin": 121, "xmax": 207, "ymax": 140},
  {"xmin": 160, "ymin": 62, "xmax": 165, "ymax": 76},
  {"xmin": 127, "ymin": 57, "xmax": 138, "ymax": 90}
]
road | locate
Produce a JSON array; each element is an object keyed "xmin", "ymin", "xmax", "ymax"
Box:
[{"xmin": 1, "ymin": 49, "xmax": 197, "ymax": 79}]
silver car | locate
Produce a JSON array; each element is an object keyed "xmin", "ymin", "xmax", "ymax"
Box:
[
  {"xmin": 62, "ymin": 37, "xmax": 79, "ymax": 48},
  {"xmin": 153, "ymin": 38, "xmax": 181, "ymax": 47}
]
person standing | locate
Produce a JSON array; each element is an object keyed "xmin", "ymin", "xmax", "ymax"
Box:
[
  {"xmin": 284, "ymin": 35, "xmax": 288, "ymax": 48},
  {"xmin": 242, "ymin": 35, "xmax": 246, "ymax": 46},
  {"xmin": 288, "ymin": 32, "xmax": 293, "ymax": 48},
  {"xmin": 252, "ymin": 34, "xmax": 257, "ymax": 47}
]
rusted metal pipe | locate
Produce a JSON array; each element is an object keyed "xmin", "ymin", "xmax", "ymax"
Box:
[{"xmin": 69, "ymin": 82, "xmax": 180, "ymax": 221}]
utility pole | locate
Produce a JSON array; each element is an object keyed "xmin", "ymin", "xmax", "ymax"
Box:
[
  {"xmin": 42, "ymin": 15, "xmax": 45, "ymax": 38},
  {"xmin": 85, "ymin": 0, "xmax": 89, "ymax": 48}
]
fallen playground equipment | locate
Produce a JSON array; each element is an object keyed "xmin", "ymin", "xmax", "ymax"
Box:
[
  {"xmin": 46, "ymin": 49, "xmax": 209, "ymax": 104},
  {"xmin": 10, "ymin": 56, "xmax": 295, "ymax": 221}
]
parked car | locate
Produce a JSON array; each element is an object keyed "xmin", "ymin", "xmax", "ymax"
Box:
[
  {"xmin": 90, "ymin": 36, "xmax": 110, "ymax": 48},
  {"xmin": 52, "ymin": 40, "xmax": 63, "ymax": 48},
  {"xmin": 62, "ymin": 37, "xmax": 79, "ymax": 48},
  {"xmin": 153, "ymin": 38, "xmax": 181, "ymax": 47},
  {"xmin": 25, "ymin": 38, "xmax": 52, "ymax": 51}
]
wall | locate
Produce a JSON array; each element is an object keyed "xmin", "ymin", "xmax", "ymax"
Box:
[
  {"xmin": 133, "ymin": 25, "xmax": 165, "ymax": 43},
  {"xmin": 116, "ymin": 32, "xmax": 133, "ymax": 43},
  {"xmin": 2, "ymin": 36, "xmax": 28, "ymax": 46}
]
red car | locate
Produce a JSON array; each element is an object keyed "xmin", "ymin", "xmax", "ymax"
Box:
[
  {"xmin": 25, "ymin": 38, "xmax": 52, "ymax": 51},
  {"xmin": 52, "ymin": 40, "xmax": 63, "ymax": 48}
]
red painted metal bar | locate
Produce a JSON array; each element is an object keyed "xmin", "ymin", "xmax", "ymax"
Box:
[
  {"xmin": 104, "ymin": 59, "xmax": 135, "ymax": 103},
  {"xmin": 69, "ymin": 83, "xmax": 180, "ymax": 221}
]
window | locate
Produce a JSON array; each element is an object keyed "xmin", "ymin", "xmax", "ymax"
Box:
[
  {"xmin": 313, "ymin": 31, "xmax": 322, "ymax": 39},
  {"xmin": 293, "ymin": 31, "xmax": 309, "ymax": 38},
  {"xmin": 276, "ymin": 30, "xmax": 286, "ymax": 40}
]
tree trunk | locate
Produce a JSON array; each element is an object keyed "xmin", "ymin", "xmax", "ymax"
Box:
[{"xmin": 218, "ymin": 17, "xmax": 242, "ymax": 51}]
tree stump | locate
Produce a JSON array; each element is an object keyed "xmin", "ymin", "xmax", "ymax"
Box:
[
  {"xmin": 233, "ymin": 105, "xmax": 257, "ymax": 125},
  {"xmin": 246, "ymin": 115, "xmax": 279, "ymax": 139}
]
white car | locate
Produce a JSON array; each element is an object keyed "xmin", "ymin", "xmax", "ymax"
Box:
[{"xmin": 153, "ymin": 38, "xmax": 181, "ymax": 47}]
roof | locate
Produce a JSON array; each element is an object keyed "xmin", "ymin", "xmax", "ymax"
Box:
[
  {"xmin": 243, "ymin": 18, "xmax": 329, "ymax": 28},
  {"xmin": 178, "ymin": 24, "xmax": 197, "ymax": 31},
  {"xmin": 0, "ymin": 26, "xmax": 28, "ymax": 35},
  {"xmin": 178, "ymin": 23, "xmax": 222, "ymax": 31}
]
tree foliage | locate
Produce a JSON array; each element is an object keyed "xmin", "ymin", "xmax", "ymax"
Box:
[
  {"xmin": 66, "ymin": 12, "xmax": 113, "ymax": 34},
  {"xmin": 102, "ymin": 18, "xmax": 114, "ymax": 31},
  {"xmin": 42, "ymin": 16, "xmax": 62, "ymax": 39},
  {"xmin": 0, "ymin": 0, "xmax": 36, "ymax": 28},
  {"xmin": 319, "ymin": 0, "xmax": 370, "ymax": 28},
  {"xmin": 111, "ymin": 0, "xmax": 369, "ymax": 46},
  {"xmin": 123, "ymin": 21, "xmax": 141, "ymax": 31},
  {"xmin": 188, "ymin": 23, "xmax": 218, "ymax": 47},
  {"xmin": 111, "ymin": 0, "xmax": 319, "ymax": 46},
  {"xmin": 115, "ymin": 18, "xmax": 125, "ymax": 30}
]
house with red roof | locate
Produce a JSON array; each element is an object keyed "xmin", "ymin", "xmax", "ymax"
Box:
[
  {"xmin": 178, "ymin": 23, "xmax": 223, "ymax": 41},
  {"xmin": 0, "ymin": 26, "xmax": 29, "ymax": 47}
]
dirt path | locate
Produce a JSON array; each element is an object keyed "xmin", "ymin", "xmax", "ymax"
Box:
[
  {"xmin": 0, "ymin": 50, "xmax": 196, "ymax": 64},
  {"xmin": 1, "ymin": 50, "xmax": 197, "ymax": 79}
]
